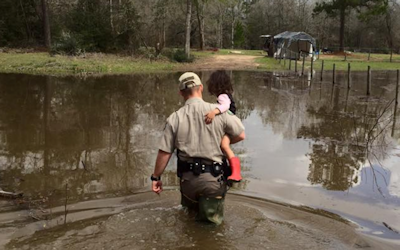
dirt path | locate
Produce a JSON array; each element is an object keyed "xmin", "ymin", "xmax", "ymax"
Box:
[{"xmin": 183, "ymin": 54, "xmax": 262, "ymax": 71}]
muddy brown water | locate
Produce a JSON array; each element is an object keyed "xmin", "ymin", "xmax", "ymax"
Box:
[{"xmin": 0, "ymin": 71, "xmax": 399, "ymax": 249}]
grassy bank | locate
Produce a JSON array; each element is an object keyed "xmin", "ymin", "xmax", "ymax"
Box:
[
  {"xmin": 274, "ymin": 53, "xmax": 400, "ymax": 72},
  {"xmin": 1, "ymin": 50, "xmax": 396, "ymax": 76},
  {"xmin": 0, "ymin": 52, "xmax": 177, "ymax": 75},
  {"xmin": 255, "ymin": 57, "xmax": 285, "ymax": 71},
  {"xmin": 308, "ymin": 59, "xmax": 400, "ymax": 71}
]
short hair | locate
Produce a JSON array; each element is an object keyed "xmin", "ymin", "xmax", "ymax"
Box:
[{"xmin": 180, "ymin": 85, "xmax": 201, "ymax": 98}]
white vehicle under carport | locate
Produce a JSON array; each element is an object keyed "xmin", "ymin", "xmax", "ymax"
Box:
[{"xmin": 261, "ymin": 31, "xmax": 317, "ymax": 61}]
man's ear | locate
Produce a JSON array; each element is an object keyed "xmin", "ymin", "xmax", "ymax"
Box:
[
  {"xmin": 200, "ymin": 84, "xmax": 203, "ymax": 92},
  {"xmin": 179, "ymin": 90, "xmax": 183, "ymax": 97}
]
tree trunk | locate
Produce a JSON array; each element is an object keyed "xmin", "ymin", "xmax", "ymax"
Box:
[
  {"xmin": 218, "ymin": 7, "xmax": 223, "ymax": 48},
  {"xmin": 195, "ymin": 1, "xmax": 205, "ymax": 50},
  {"xmin": 339, "ymin": 7, "xmax": 345, "ymax": 52},
  {"xmin": 201, "ymin": 18, "xmax": 205, "ymax": 49},
  {"xmin": 185, "ymin": 0, "xmax": 192, "ymax": 57},
  {"xmin": 385, "ymin": 10, "xmax": 393, "ymax": 50},
  {"xmin": 231, "ymin": 11, "xmax": 235, "ymax": 49},
  {"xmin": 19, "ymin": 0, "xmax": 32, "ymax": 42},
  {"xmin": 162, "ymin": 3, "xmax": 166, "ymax": 48},
  {"xmin": 220, "ymin": 19, "xmax": 223, "ymax": 48},
  {"xmin": 110, "ymin": 0, "xmax": 114, "ymax": 33},
  {"xmin": 41, "ymin": 0, "xmax": 51, "ymax": 49}
]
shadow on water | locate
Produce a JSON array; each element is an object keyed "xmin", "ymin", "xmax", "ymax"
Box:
[{"xmin": 0, "ymin": 71, "xmax": 400, "ymax": 248}]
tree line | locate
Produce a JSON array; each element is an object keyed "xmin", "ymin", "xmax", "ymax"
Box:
[{"xmin": 0, "ymin": 0, "xmax": 399, "ymax": 56}]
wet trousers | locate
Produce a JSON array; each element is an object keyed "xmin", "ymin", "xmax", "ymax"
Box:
[{"xmin": 180, "ymin": 172, "xmax": 227, "ymax": 225}]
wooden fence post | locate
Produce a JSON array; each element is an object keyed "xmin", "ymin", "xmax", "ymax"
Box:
[
  {"xmin": 395, "ymin": 70, "xmax": 399, "ymax": 106},
  {"xmin": 295, "ymin": 53, "xmax": 298, "ymax": 73},
  {"xmin": 368, "ymin": 49, "xmax": 371, "ymax": 61},
  {"xmin": 302, "ymin": 54, "xmax": 305, "ymax": 76},
  {"xmin": 347, "ymin": 63, "xmax": 351, "ymax": 89},
  {"xmin": 332, "ymin": 64, "xmax": 336, "ymax": 85},
  {"xmin": 311, "ymin": 56, "xmax": 314, "ymax": 78},
  {"xmin": 320, "ymin": 60, "xmax": 324, "ymax": 81},
  {"xmin": 367, "ymin": 66, "xmax": 371, "ymax": 95},
  {"xmin": 390, "ymin": 49, "xmax": 393, "ymax": 63}
]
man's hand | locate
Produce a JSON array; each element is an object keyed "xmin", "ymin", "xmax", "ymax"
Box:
[
  {"xmin": 151, "ymin": 150, "xmax": 172, "ymax": 195},
  {"xmin": 152, "ymin": 180, "xmax": 163, "ymax": 194}
]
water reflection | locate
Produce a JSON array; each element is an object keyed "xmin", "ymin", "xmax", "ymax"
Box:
[
  {"xmin": 0, "ymin": 71, "xmax": 399, "ymax": 215},
  {"xmin": 0, "ymin": 74, "xmax": 184, "ymax": 208},
  {"xmin": 236, "ymin": 71, "xmax": 397, "ymax": 193}
]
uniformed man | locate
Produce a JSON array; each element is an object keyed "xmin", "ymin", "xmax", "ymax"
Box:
[{"xmin": 150, "ymin": 72, "xmax": 245, "ymax": 225}]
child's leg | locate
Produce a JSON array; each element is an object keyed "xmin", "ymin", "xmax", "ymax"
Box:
[
  {"xmin": 221, "ymin": 135, "xmax": 235, "ymax": 159},
  {"xmin": 220, "ymin": 135, "xmax": 242, "ymax": 182}
]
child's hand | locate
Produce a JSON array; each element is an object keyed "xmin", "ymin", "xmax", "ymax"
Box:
[{"xmin": 205, "ymin": 111, "xmax": 216, "ymax": 124}]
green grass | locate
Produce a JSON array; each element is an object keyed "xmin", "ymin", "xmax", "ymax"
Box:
[
  {"xmin": 275, "ymin": 53, "xmax": 400, "ymax": 72},
  {"xmin": 320, "ymin": 52, "xmax": 400, "ymax": 62},
  {"xmin": 2, "ymin": 50, "xmax": 396, "ymax": 76},
  {"xmin": 255, "ymin": 56, "xmax": 285, "ymax": 71},
  {"xmin": 306, "ymin": 59, "xmax": 400, "ymax": 72},
  {"xmin": 0, "ymin": 52, "xmax": 177, "ymax": 75}
]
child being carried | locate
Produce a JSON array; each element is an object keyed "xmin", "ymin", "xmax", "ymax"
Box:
[{"xmin": 205, "ymin": 70, "xmax": 242, "ymax": 182}]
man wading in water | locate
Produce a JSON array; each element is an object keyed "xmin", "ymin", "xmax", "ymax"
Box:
[{"xmin": 151, "ymin": 72, "xmax": 245, "ymax": 224}]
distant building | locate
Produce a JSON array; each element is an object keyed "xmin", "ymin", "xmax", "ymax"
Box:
[{"xmin": 261, "ymin": 31, "xmax": 317, "ymax": 60}]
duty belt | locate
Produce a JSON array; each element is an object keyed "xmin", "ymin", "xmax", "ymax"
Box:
[{"xmin": 177, "ymin": 158, "xmax": 224, "ymax": 177}]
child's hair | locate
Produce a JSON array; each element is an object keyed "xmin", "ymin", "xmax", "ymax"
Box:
[{"xmin": 207, "ymin": 70, "xmax": 233, "ymax": 97}]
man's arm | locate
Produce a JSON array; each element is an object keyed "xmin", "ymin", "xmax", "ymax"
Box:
[
  {"xmin": 152, "ymin": 150, "xmax": 172, "ymax": 194},
  {"xmin": 153, "ymin": 150, "xmax": 172, "ymax": 177}
]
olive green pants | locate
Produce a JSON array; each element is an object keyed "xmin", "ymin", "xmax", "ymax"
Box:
[{"xmin": 180, "ymin": 172, "xmax": 227, "ymax": 225}]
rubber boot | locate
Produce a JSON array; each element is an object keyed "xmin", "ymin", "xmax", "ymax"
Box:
[
  {"xmin": 227, "ymin": 157, "xmax": 242, "ymax": 182},
  {"xmin": 197, "ymin": 196, "xmax": 225, "ymax": 225}
]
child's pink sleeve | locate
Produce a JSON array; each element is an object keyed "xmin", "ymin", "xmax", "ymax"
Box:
[{"xmin": 216, "ymin": 94, "xmax": 231, "ymax": 113}]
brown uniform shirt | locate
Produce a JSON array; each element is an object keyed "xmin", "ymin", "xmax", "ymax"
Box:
[{"xmin": 159, "ymin": 97, "xmax": 245, "ymax": 163}]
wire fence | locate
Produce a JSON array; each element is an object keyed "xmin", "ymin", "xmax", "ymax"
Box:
[
  {"xmin": 274, "ymin": 46, "xmax": 400, "ymax": 64},
  {"xmin": 274, "ymin": 47, "xmax": 400, "ymax": 95},
  {"xmin": 316, "ymin": 46, "xmax": 400, "ymax": 63}
]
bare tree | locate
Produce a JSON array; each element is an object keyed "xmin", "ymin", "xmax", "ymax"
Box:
[
  {"xmin": 185, "ymin": 0, "xmax": 192, "ymax": 56},
  {"xmin": 195, "ymin": 0, "xmax": 206, "ymax": 50},
  {"xmin": 110, "ymin": 0, "xmax": 114, "ymax": 33},
  {"xmin": 41, "ymin": 0, "xmax": 51, "ymax": 49}
]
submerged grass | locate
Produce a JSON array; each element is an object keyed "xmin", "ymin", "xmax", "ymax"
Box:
[{"xmin": 0, "ymin": 52, "xmax": 177, "ymax": 75}]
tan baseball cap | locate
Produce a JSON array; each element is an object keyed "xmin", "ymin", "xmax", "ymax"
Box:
[{"xmin": 178, "ymin": 72, "xmax": 202, "ymax": 90}]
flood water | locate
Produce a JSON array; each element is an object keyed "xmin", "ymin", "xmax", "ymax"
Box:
[{"xmin": 0, "ymin": 71, "xmax": 400, "ymax": 249}]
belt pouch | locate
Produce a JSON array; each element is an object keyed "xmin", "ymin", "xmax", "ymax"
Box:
[
  {"xmin": 177, "ymin": 159, "xmax": 183, "ymax": 178},
  {"xmin": 192, "ymin": 158, "xmax": 202, "ymax": 175},
  {"xmin": 211, "ymin": 163, "xmax": 222, "ymax": 177}
]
